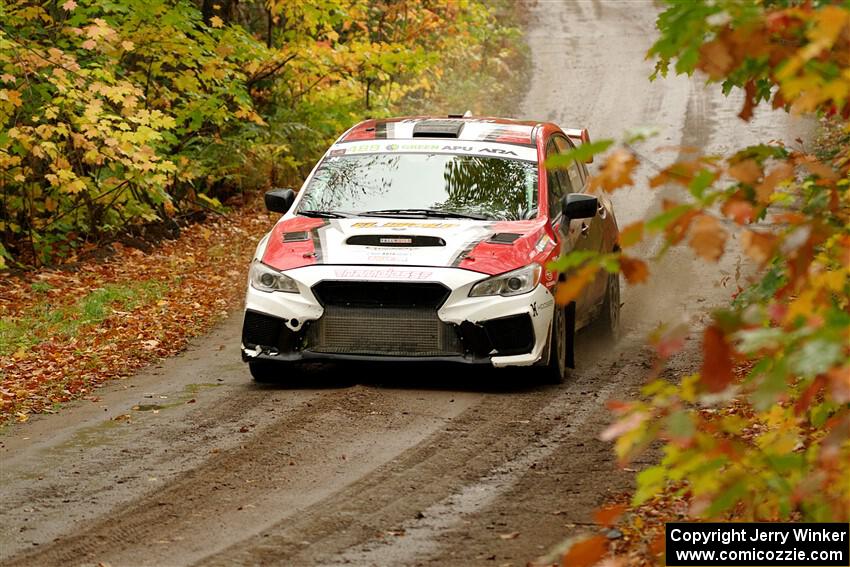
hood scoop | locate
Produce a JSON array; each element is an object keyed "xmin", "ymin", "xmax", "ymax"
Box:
[
  {"xmin": 488, "ymin": 232, "xmax": 522, "ymax": 244},
  {"xmin": 346, "ymin": 234, "xmax": 446, "ymax": 247}
]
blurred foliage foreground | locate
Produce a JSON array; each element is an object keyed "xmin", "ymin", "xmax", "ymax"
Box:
[
  {"xmin": 544, "ymin": 3, "xmax": 849, "ymax": 562},
  {"xmin": 0, "ymin": 0, "xmax": 524, "ymax": 267}
]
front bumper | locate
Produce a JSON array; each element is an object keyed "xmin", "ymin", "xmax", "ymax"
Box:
[{"xmin": 241, "ymin": 265, "xmax": 555, "ymax": 367}]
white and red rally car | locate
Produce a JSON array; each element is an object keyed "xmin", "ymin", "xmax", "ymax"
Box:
[{"xmin": 242, "ymin": 116, "xmax": 620, "ymax": 382}]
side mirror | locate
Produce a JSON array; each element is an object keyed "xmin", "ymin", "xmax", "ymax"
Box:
[
  {"xmin": 562, "ymin": 193, "xmax": 598, "ymax": 222},
  {"xmin": 264, "ymin": 188, "xmax": 295, "ymax": 213}
]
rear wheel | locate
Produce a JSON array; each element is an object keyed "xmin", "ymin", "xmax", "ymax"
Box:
[{"xmin": 596, "ymin": 273, "xmax": 621, "ymax": 342}]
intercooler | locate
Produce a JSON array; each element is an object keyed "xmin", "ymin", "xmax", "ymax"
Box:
[{"xmin": 306, "ymin": 281, "xmax": 463, "ymax": 357}]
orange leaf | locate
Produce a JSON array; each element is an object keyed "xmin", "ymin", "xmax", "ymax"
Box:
[
  {"xmin": 555, "ymin": 264, "xmax": 599, "ymax": 305},
  {"xmin": 594, "ymin": 503, "xmax": 626, "ymax": 527},
  {"xmin": 617, "ymin": 221, "xmax": 644, "ymax": 248},
  {"xmin": 562, "ymin": 535, "xmax": 608, "ymax": 567},
  {"xmin": 741, "ymin": 229, "xmax": 777, "ymax": 264},
  {"xmin": 619, "ymin": 256, "xmax": 648, "ymax": 284},
  {"xmin": 698, "ymin": 40, "xmax": 734, "ymax": 80},
  {"xmin": 3, "ymin": 89, "xmax": 23, "ymax": 107},
  {"xmin": 722, "ymin": 198, "xmax": 754, "ymax": 224},
  {"xmin": 795, "ymin": 375, "xmax": 826, "ymax": 416},
  {"xmin": 799, "ymin": 158, "xmax": 838, "ymax": 181},
  {"xmin": 701, "ymin": 325, "xmax": 733, "ymax": 393},
  {"xmin": 590, "ymin": 149, "xmax": 637, "ymax": 192},
  {"xmin": 650, "ymin": 161, "xmax": 702, "ymax": 188},
  {"xmin": 826, "ymin": 365, "xmax": 850, "ymax": 404},
  {"xmin": 728, "ymin": 159, "xmax": 762, "ymax": 184},
  {"xmin": 688, "ymin": 214, "xmax": 727, "ymax": 262},
  {"xmin": 755, "ymin": 163, "xmax": 794, "ymax": 202}
]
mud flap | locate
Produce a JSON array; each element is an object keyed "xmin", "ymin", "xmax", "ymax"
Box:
[{"xmin": 565, "ymin": 301, "xmax": 576, "ymax": 369}]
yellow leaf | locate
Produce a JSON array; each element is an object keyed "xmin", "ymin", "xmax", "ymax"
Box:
[
  {"xmin": 1, "ymin": 89, "xmax": 23, "ymax": 107},
  {"xmin": 210, "ymin": 15, "xmax": 224, "ymax": 28}
]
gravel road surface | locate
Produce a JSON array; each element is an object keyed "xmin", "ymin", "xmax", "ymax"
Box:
[{"xmin": 0, "ymin": 1, "xmax": 808, "ymax": 565}]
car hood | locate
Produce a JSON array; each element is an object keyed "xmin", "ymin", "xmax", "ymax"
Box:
[{"xmin": 260, "ymin": 215, "xmax": 556, "ymax": 276}]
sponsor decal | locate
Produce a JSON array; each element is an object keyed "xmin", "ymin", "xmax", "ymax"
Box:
[
  {"xmin": 348, "ymin": 143, "xmax": 382, "ymax": 153},
  {"xmin": 535, "ymin": 234, "xmax": 553, "ymax": 253},
  {"xmin": 479, "ymin": 147, "xmax": 518, "ymax": 156},
  {"xmin": 364, "ymin": 248, "xmax": 412, "ymax": 263},
  {"xmin": 333, "ymin": 267, "xmax": 433, "ymax": 280},
  {"xmin": 328, "ymin": 139, "xmax": 537, "ymax": 162},
  {"xmin": 530, "ymin": 302, "xmax": 539, "ymax": 317}
]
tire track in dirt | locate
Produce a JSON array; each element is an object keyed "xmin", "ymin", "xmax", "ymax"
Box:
[
  {"xmin": 4, "ymin": 382, "xmax": 478, "ymax": 567},
  {"xmin": 195, "ymin": 337, "xmax": 643, "ymax": 566}
]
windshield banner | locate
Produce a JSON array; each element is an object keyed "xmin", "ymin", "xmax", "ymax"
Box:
[{"xmin": 328, "ymin": 140, "xmax": 539, "ymax": 162}]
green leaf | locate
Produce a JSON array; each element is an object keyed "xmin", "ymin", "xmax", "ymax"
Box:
[
  {"xmin": 666, "ymin": 410, "xmax": 695, "ymax": 439},
  {"xmin": 633, "ymin": 465, "xmax": 667, "ymax": 506},
  {"xmin": 706, "ymin": 480, "xmax": 748, "ymax": 517},
  {"xmin": 544, "ymin": 140, "xmax": 613, "ymax": 169}
]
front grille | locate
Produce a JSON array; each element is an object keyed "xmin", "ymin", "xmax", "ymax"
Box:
[
  {"xmin": 307, "ymin": 305, "xmax": 462, "ymax": 357},
  {"xmin": 312, "ymin": 281, "xmax": 450, "ymax": 308}
]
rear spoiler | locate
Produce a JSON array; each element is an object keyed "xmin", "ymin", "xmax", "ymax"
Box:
[{"xmin": 562, "ymin": 127, "xmax": 593, "ymax": 163}]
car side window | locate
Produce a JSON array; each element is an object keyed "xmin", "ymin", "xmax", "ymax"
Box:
[
  {"xmin": 554, "ymin": 135, "xmax": 585, "ymax": 192},
  {"xmin": 545, "ymin": 140, "xmax": 567, "ymax": 220}
]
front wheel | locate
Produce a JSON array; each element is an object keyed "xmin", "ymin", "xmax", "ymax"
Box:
[
  {"xmin": 540, "ymin": 304, "xmax": 571, "ymax": 384},
  {"xmin": 248, "ymin": 360, "xmax": 289, "ymax": 383}
]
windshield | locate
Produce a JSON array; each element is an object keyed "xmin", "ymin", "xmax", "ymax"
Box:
[{"xmin": 298, "ymin": 153, "xmax": 539, "ymax": 221}]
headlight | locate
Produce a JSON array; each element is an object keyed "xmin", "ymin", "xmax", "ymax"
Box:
[
  {"xmin": 469, "ymin": 263, "xmax": 542, "ymax": 297},
  {"xmin": 249, "ymin": 261, "xmax": 299, "ymax": 293}
]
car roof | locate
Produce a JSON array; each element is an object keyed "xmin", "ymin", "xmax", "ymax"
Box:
[{"xmin": 340, "ymin": 115, "xmax": 554, "ymax": 146}]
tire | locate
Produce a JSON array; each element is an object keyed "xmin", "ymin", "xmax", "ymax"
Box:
[
  {"xmin": 540, "ymin": 303, "xmax": 569, "ymax": 384},
  {"xmin": 248, "ymin": 360, "xmax": 285, "ymax": 383},
  {"xmin": 596, "ymin": 273, "xmax": 621, "ymax": 343}
]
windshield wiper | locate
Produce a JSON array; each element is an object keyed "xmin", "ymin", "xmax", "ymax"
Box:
[
  {"xmin": 298, "ymin": 209, "xmax": 351, "ymax": 219},
  {"xmin": 359, "ymin": 208, "xmax": 487, "ymax": 220}
]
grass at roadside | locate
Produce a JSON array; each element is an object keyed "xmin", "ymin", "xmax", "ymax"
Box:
[
  {"xmin": 1, "ymin": 281, "xmax": 168, "ymax": 358},
  {"xmin": 0, "ymin": 205, "xmax": 271, "ymax": 425}
]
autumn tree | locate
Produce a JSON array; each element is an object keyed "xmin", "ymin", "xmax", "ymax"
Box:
[
  {"xmin": 0, "ymin": 0, "xmax": 520, "ymax": 267},
  {"xmin": 547, "ymin": 2, "xmax": 850, "ymax": 554}
]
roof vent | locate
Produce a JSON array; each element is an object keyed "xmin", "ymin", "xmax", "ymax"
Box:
[{"xmin": 412, "ymin": 119, "xmax": 464, "ymax": 139}]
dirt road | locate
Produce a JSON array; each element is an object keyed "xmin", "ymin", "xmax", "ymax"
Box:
[{"xmin": 0, "ymin": 2, "xmax": 808, "ymax": 566}]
